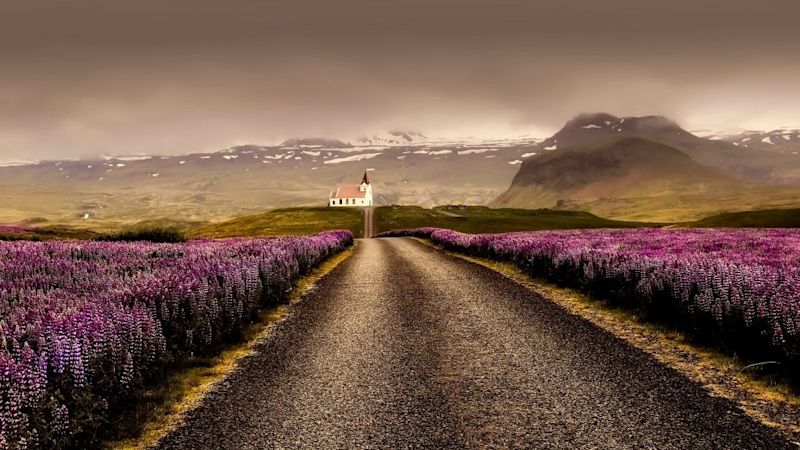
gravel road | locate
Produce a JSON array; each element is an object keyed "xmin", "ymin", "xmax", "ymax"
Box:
[
  {"xmin": 363, "ymin": 207, "xmax": 374, "ymax": 238},
  {"xmin": 158, "ymin": 238, "xmax": 794, "ymax": 449}
]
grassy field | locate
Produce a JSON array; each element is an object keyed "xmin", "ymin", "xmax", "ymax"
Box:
[
  {"xmin": 8, "ymin": 206, "xmax": 800, "ymax": 242},
  {"xmin": 187, "ymin": 207, "xmax": 365, "ymax": 238},
  {"xmin": 374, "ymin": 205, "xmax": 656, "ymax": 234}
]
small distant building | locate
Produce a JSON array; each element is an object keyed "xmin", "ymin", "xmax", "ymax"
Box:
[{"xmin": 329, "ymin": 171, "xmax": 373, "ymax": 207}]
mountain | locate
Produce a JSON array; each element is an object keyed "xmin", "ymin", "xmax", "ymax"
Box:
[
  {"xmin": 537, "ymin": 113, "xmax": 693, "ymax": 150},
  {"xmin": 495, "ymin": 136, "xmax": 736, "ymax": 207},
  {"xmin": 532, "ymin": 113, "xmax": 800, "ymax": 184},
  {"xmin": 708, "ymin": 129, "xmax": 800, "ymax": 154},
  {"xmin": 0, "ymin": 138, "xmax": 539, "ymax": 225},
  {"xmin": 494, "ymin": 136, "xmax": 800, "ymax": 221}
]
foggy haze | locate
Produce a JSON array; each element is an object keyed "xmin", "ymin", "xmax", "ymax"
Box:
[{"xmin": 1, "ymin": 0, "xmax": 799, "ymax": 162}]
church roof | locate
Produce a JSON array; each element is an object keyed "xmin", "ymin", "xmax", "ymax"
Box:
[{"xmin": 330, "ymin": 185, "xmax": 366, "ymax": 199}]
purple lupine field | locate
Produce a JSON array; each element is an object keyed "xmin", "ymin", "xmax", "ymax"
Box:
[
  {"xmin": 0, "ymin": 231, "xmax": 352, "ymax": 448},
  {"xmin": 380, "ymin": 227, "xmax": 800, "ymax": 366}
]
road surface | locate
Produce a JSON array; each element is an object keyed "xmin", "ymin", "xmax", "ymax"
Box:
[
  {"xmin": 363, "ymin": 206, "xmax": 374, "ymax": 238},
  {"xmin": 158, "ymin": 238, "xmax": 793, "ymax": 449}
]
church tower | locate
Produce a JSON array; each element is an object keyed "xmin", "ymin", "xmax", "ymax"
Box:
[{"xmin": 359, "ymin": 171, "xmax": 373, "ymax": 206}]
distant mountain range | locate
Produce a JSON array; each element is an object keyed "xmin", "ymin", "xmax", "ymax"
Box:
[
  {"xmin": 2, "ymin": 118, "xmax": 800, "ymax": 225},
  {"xmin": 0, "ymin": 132, "xmax": 539, "ymax": 225}
]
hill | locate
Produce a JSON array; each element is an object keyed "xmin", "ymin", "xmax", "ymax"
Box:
[
  {"xmin": 493, "ymin": 136, "xmax": 800, "ymax": 221},
  {"xmin": 533, "ymin": 113, "xmax": 800, "ymax": 184}
]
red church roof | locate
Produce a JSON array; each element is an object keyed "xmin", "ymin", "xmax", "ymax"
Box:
[{"xmin": 330, "ymin": 185, "xmax": 366, "ymax": 199}]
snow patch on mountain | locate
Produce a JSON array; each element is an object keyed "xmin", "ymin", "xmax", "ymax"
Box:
[
  {"xmin": 324, "ymin": 153, "xmax": 382, "ymax": 165},
  {"xmin": 457, "ymin": 148, "xmax": 497, "ymax": 155},
  {"xmin": 0, "ymin": 160, "xmax": 40, "ymax": 167},
  {"xmin": 103, "ymin": 154, "xmax": 152, "ymax": 162}
]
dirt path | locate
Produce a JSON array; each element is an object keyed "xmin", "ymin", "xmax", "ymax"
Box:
[{"xmin": 157, "ymin": 238, "xmax": 794, "ymax": 449}]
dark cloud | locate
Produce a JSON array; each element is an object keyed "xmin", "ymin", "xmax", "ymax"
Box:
[{"xmin": 1, "ymin": 0, "xmax": 799, "ymax": 161}]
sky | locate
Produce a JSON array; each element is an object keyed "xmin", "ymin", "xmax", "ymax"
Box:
[{"xmin": 1, "ymin": 0, "xmax": 799, "ymax": 162}]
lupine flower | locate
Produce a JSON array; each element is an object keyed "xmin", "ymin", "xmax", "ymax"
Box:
[
  {"xmin": 0, "ymin": 230, "xmax": 352, "ymax": 449},
  {"xmin": 390, "ymin": 227, "xmax": 800, "ymax": 371}
]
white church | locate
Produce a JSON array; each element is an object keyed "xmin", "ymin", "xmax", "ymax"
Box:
[{"xmin": 329, "ymin": 171, "xmax": 373, "ymax": 207}]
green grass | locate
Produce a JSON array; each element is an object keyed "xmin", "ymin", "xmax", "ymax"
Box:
[
  {"xmin": 0, "ymin": 226, "xmax": 100, "ymax": 241},
  {"xmin": 375, "ymin": 205, "xmax": 657, "ymax": 234},
  {"xmin": 16, "ymin": 205, "xmax": 799, "ymax": 243},
  {"xmin": 687, "ymin": 208, "xmax": 800, "ymax": 228},
  {"xmin": 188, "ymin": 207, "xmax": 365, "ymax": 238}
]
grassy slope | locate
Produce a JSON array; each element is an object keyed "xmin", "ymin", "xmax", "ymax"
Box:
[
  {"xmin": 188, "ymin": 207, "xmax": 364, "ymax": 238},
  {"xmin": 374, "ymin": 205, "xmax": 656, "ymax": 234},
  {"xmin": 686, "ymin": 208, "xmax": 800, "ymax": 228},
  {"xmin": 0, "ymin": 225, "xmax": 100, "ymax": 241}
]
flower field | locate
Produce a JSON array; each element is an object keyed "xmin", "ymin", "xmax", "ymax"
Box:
[
  {"xmin": 0, "ymin": 231, "xmax": 352, "ymax": 449},
  {"xmin": 380, "ymin": 227, "xmax": 800, "ymax": 373}
]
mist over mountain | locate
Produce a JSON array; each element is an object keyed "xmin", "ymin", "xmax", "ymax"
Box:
[{"xmin": 279, "ymin": 138, "xmax": 352, "ymax": 149}]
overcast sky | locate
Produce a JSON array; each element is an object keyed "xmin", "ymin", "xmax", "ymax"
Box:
[{"xmin": 1, "ymin": 0, "xmax": 799, "ymax": 161}]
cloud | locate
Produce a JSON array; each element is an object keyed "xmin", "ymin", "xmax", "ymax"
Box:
[{"xmin": 0, "ymin": 0, "xmax": 799, "ymax": 161}]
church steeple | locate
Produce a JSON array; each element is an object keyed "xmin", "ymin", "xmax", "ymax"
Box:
[{"xmin": 361, "ymin": 171, "xmax": 370, "ymax": 185}]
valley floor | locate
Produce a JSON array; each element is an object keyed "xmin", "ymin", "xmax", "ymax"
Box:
[{"xmin": 156, "ymin": 238, "xmax": 792, "ymax": 449}]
